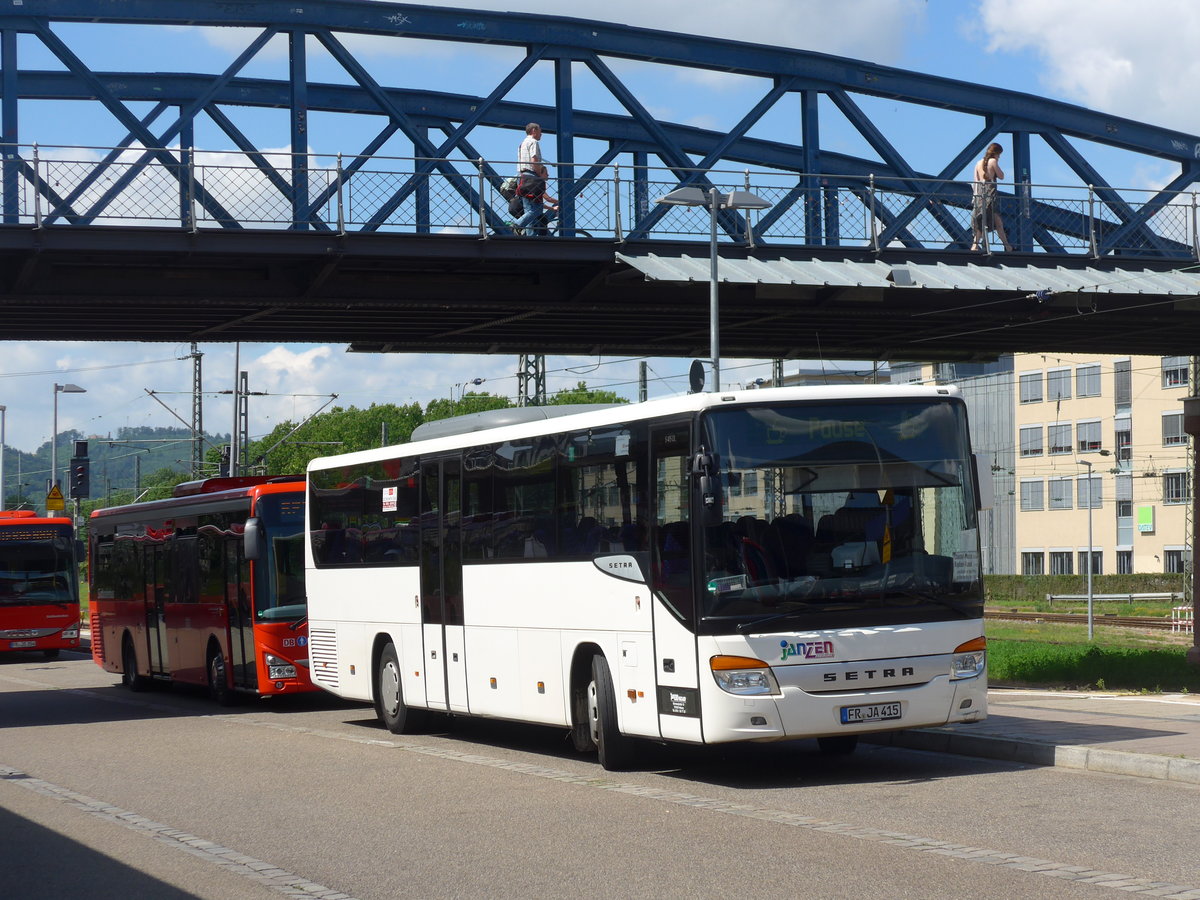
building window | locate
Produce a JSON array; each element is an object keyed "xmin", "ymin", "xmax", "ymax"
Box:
[
  {"xmin": 1049, "ymin": 551, "xmax": 1074, "ymax": 575},
  {"xmin": 1048, "ymin": 423, "xmax": 1072, "ymax": 455},
  {"xmin": 1077, "ymin": 550, "xmax": 1102, "ymax": 575},
  {"xmin": 1165, "ymin": 549, "xmax": 1186, "ymax": 574},
  {"xmin": 1020, "ymin": 480, "xmax": 1044, "ymax": 511},
  {"xmin": 1164, "ymin": 471, "xmax": 1190, "ymax": 505},
  {"xmin": 1162, "ymin": 356, "xmax": 1188, "ymax": 388},
  {"xmin": 1047, "ymin": 369, "xmax": 1071, "ymax": 401},
  {"xmin": 1078, "ymin": 474, "xmax": 1102, "ymax": 509},
  {"xmin": 1116, "ymin": 550, "xmax": 1133, "ymax": 574},
  {"xmin": 1019, "ymin": 372, "xmax": 1043, "ymax": 404},
  {"xmin": 1114, "ymin": 359, "xmax": 1132, "ymax": 408},
  {"xmin": 1076, "ymin": 364, "xmax": 1101, "ymax": 398},
  {"xmin": 1076, "ymin": 420, "xmax": 1101, "ymax": 452},
  {"xmin": 1019, "ymin": 426, "xmax": 1043, "ymax": 457},
  {"xmin": 1049, "ymin": 478, "xmax": 1073, "ymax": 509},
  {"xmin": 1021, "ymin": 552, "xmax": 1044, "ymax": 575},
  {"xmin": 1163, "ymin": 412, "xmax": 1187, "ymax": 446},
  {"xmin": 1115, "ymin": 420, "xmax": 1131, "ymax": 462},
  {"xmin": 1116, "ymin": 474, "xmax": 1132, "ymax": 517}
]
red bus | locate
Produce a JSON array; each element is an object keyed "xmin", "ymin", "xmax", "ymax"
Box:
[
  {"xmin": 89, "ymin": 476, "xmax": 316, "ymax": 704},
  {"xmin": 0, "ymin": 510, "xmax": 83, "ymax": 658}
]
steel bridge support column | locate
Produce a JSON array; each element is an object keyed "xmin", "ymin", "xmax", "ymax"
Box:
[
  {"xmin": 178, "ymin": 106, "xmax": 193, "ymax": 228},
  {"xmin": 801, "ymin": 91, "xmax": 822, "ymax": 245},
  {"xmin": 632, "ymin": 150, "xmax": 649, "ymax": 229},
  {"xmin": 289, "ymin": 31, "xmax": 309, "ymax": 231},
  {"xmin": 555, "ymin": 58, "xmax": 575, "ymax": 236},
  {"xmin": 2, "ymin": 29, "xmax": 17, "ymax": 224},
  {"xmin": 416, "ymin": 126, "xmax": 430, "ymax": 234},
  {"xmin": 1011, "ymin": 131, "xmax": 1032, "ymax": 252}
]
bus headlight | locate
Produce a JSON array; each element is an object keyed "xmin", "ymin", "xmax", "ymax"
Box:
[
  {"xmin": 950, "ymin": 637, "xmax": 986, "ymax": 680},
  {"xmin": 265, "ymin": 654, "xmax": 297, "ymax": 680},
  {"xmin": 61, "ymin": 624, "xmax": 80, "ymax": 639},
  {"xmin": 711, "ymin": 655, "xmax": 780, "ymax": 696}
]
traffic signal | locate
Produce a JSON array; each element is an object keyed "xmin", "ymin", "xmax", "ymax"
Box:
[{"xmin": 69, "ymin": 457, "xmax": 90, "ymax": 499}]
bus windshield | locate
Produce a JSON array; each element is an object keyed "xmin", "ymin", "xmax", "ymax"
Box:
[
  {"xmin": 697, "ymin": 399, "xmax": 982, "ymax": 634},
  {"xmin": 253, "ymin": 494, "xmax": 306, "ymax": 622},
  {"xmin": 0, "ymin": 523, "xmax": 78, "ymax": 607}
]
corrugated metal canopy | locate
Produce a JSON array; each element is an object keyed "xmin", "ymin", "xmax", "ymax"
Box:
[{"xmin": 615, "ymin": 253, "xmax": 1200, "ymax": 295}]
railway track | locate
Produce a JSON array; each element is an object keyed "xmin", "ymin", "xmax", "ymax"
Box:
[{"xmin": 985, "ymin": 609, "xmax": 1180, "ymax": 631}]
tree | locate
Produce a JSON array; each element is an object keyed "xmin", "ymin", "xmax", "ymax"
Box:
[
  {"xmin": 424, "ymin": 391, "xmax": 512, "ymax": 422},
  {"xmin": 547, "ymin": 382, "xmax": 629, "ymax": 406}
]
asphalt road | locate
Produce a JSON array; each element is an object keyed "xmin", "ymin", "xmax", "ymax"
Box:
[{"xmin": 3, "ymin": 650, "xmax": 1198, "ymax": 900}]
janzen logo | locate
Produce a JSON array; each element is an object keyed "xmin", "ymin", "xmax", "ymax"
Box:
[{"xmin": 779, "ymin": 639, "xmax": 834, "ymax": 662}]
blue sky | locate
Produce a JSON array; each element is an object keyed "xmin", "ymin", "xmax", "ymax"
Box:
[{"xmin": 1, "ymin": 0, "xmax": 1195, "ymax": 458}]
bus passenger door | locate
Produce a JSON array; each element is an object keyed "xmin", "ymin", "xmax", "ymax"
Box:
[
  {"xmin": 226, "ymin": 538, "xmax": 256, "ymax": 690},
  {"xmin": 420, "ymin": 457, "xmax": 466, "ymax": 712},
  {"xmin": 143, "ymin": 544, "xmax": 167, "ymax": 675},
  {"xmin": 650, "ymin": 423, "xmax": 702, "ymax": 743}
]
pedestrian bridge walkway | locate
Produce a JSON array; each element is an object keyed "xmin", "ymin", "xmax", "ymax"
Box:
[{"xmin": 9, "ymin": 143, "xmax": 1199, "ymax": 260}]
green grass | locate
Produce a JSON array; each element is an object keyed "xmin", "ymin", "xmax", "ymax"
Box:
[{"xmin": 986, "ymin": 620, "xmax": 1199, "ymax": 692}]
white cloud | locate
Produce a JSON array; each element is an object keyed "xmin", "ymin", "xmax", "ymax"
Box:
[
  {"xmin": 199, "ymin": 1, "xmax": 929, "ymax": 66},
  {"xmin": 978, "ymin": 0, "xmax": 1200, "ymax": 132}
]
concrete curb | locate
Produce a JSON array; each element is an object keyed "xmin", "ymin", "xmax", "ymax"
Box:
[{"xmin": 866, "ymin": 728, "xmax": 1200, "ymax": 785}]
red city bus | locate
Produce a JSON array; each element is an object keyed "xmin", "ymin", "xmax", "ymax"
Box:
[
  {"xmin": 0, "ymin": 510, "xmax": 83, "ymax": 657},
  {"xmin": 89, "ymin": 476, "xmax": 316, "ymax": 704}
]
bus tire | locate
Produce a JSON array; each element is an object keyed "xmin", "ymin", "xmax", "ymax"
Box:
[
  {"xmin": 590, "ymin": 654, "xmax": 636, "ymax": 771},
  {"xmin": 207, "ymin": 645, "xmax": 239, "ymax": 707},
  {"xmin": 122, "ymin": 635, "xmax": 149, "ymax": 692},
  {"xmin": 570, "ymin": 676, "xmax": 596, "ymax": 753},
  {"xmin": 817, "ymin": 735, "xmax": 858, "ymax": 756},
  {"xmin": 43, "ymin": 648, "xmax": 60, "ymax": 659},
  {"xmin": 376, "ymin": 643, "xmax": 426, "ymax": 734}
]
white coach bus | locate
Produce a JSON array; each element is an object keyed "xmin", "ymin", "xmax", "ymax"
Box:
[{"xmin": 304, "ymin": 386, "xmax": 989, "ymax": 769}]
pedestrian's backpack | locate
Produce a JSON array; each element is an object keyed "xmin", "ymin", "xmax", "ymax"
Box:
[{"xmin": 500, "ymin": 176, "xmax": 524, "ymax": 217}]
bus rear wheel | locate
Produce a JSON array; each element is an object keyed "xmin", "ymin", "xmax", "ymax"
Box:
[
  {"xmin": 375, "ymin": 643, "xmax": 427, "ymax": 734},
  {"xmin": 122, "ymin": 635, "xmax": 149, "ymax": 692},
  {"xmin": 589, "ymin": 654, "xmax": 636, "ymax": 771},
  {"xmin": 207, "ymin": 646, "xmax": 238, "ymax": 707}
]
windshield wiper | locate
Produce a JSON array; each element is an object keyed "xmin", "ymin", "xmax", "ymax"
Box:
[
  {"xmin": 881, "ymin": 588, "xmax": 977, "ymax": 618},
  {"xmin": 733, "ymin": 605, "xmax": 856, "ymax": 635}
]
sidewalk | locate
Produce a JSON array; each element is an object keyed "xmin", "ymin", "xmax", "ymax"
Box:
[{"xmin": 870, "ymin": 689, "xmax": 1200, "ymax": 785}]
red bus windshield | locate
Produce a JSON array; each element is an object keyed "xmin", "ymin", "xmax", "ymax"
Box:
[{"xmin": 0, "ymin": 523, "xmax": 79, "ymax": 608}]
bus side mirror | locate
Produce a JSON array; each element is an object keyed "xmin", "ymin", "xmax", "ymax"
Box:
[
  {"xmin": 973, "ymin": 454, "xmax": 994, "ymax": 511},
  {"xmin": 699, "ymin": 475, "xmax": 722, "ymax": 526},
  {"xmin": 244, "ymin": 517, "xmax": 263, "ymax": 561}
]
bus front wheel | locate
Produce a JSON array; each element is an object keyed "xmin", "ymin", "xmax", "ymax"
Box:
[
  {"xmin": 122, "ymin": 635, "xmax": 149, "ymax": 692},
  {"xmin": 376, "ymin": 643, "xmax": 427, "ymax": 734},
  {"xmin": 589, "ymin": 654, "xmax": 636, "ymax": 771},
  {"xmin": 207, "ymin": 646, "xmax": 238, "ymax": 707}
]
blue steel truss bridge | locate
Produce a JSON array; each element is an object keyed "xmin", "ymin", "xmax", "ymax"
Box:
[{"xmin": 1, "ymin": 0, "xmax": 1199, "ymax": 362}]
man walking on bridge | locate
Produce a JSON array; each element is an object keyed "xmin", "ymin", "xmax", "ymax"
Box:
[{"xmin": 516, "ymin": 123, "xmax": 550, "ymax": 234}]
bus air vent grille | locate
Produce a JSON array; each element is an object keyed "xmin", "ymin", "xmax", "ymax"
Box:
[{"xmin": 308, "ymin": 628, "xmax": 339, "ymax": 688}]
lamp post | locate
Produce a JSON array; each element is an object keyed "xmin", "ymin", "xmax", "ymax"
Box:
[
  {"xmin": 1077, "ymin": 449, "xmax": 1111, "ymax": 641},
  {"xmin": 655, "ymin": 186, "xmax": 772, "ymax": 391},
  {"xmin": 51, "ymin": 383, "xmax": 87, "ymax": 493}
]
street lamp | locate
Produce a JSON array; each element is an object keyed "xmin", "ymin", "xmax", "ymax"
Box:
[
  {"xmin": 655, "ymin": 186, "xmax": 772, "ymax": 391},
  {"xmin": 1077, "ymin": 449, "xmax": 1111, "ymax": 641},
  {"xmin": 51, "ymin": 383, "xmax": 86, "ymax": 494}
]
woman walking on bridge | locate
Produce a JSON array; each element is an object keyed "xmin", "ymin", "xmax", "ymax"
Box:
[{"xmin": 971, "ymin": 142, "xmax": 1012, "ymax": 252}]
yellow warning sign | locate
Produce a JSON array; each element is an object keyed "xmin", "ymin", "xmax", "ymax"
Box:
[{"xmin": 46, "ymin": 484, "xmax": 65, "ymax": 511}]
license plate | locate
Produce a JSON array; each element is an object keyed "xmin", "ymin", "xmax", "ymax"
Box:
[
  {"xmin": 840, "ymin": 702, "xmax": 901, "ymax": 725},
  {"xmin": 8, "ymin": 640, "xmax": 36, "ymax": 649}
]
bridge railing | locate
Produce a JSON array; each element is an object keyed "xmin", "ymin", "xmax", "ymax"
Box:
[{"xmin": 3, "ymin": 144, "xmax": 1197, "ymax": 259}]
